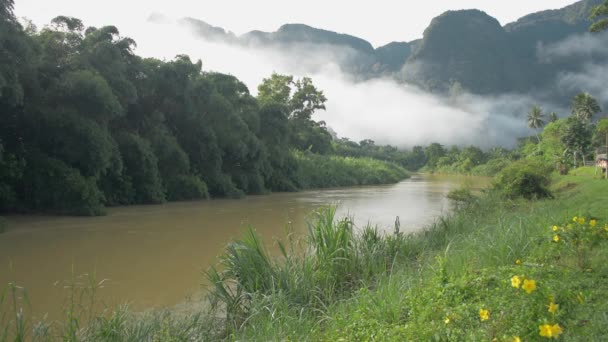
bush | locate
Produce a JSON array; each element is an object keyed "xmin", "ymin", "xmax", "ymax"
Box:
[
  {"xmin": 23, "ymin": 153, "xmax": 105, "ymax": 215},
  {"xmin": 493, "ymin": 159, "xmax": 553, "ymax": 199},
  {"xmin": 293, "ymin": 151, "xmax": 410, "ymax": 189},
  {"xmin": 165, "ymin": 175, "xmax": 209, "ymax": 201}
]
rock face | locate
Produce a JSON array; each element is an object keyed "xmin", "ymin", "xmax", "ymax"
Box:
[
  {"xmin": 402, "ymin": 10, "xmax": 515, "ymax": 94},
  {"xmin": 402, "ymin": 0, "xmax": 605, "ymax": 94}
]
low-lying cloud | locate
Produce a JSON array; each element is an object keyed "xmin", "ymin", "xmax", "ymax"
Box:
[
  {"xmin": 538, "ymin": 31, "xmax": 608, "ymax": 106},
  {"xmin": 119, "ymin": 17, "xmax": 571, "ymax": 149}
]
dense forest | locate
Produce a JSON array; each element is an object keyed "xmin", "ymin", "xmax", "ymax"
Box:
[{"xmin": 0, "ymin": 0, "xmax": 409, "ymax": 216}]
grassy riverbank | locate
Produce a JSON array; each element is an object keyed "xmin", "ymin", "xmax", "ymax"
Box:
[
  {"xmin": 1, "ymin": 168, "xmax": 606, "ymax": 341},
  {"xmin": 293, "ymin": 151, "xmax": 410, "ymax": 189}
]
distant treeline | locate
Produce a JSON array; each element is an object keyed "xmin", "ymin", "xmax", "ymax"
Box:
[{"xmin": 0, "ymin": 3, "xmax": 411, "ymax": 215}]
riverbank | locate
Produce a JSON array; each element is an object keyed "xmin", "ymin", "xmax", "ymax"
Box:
[{"xmin": 2, "ymin": 169, "xmax": 606, "ymax": 340}]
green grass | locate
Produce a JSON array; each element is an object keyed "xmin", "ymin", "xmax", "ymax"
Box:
[
  {"xmin": 2, "ymin": 167, "xmax": 607, "ymax": 341},
  {"xmin": 294, "ymin": 151, "xmax": 410, "ymax": 189},
  {"xmin": 228, "ymin": 168, "xmax": 608, "ymax": 341}
]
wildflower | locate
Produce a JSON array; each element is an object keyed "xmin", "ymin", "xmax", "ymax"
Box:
[
  {"xmin": 578, "ymin": 217, "xmax": 585, "ymax": 225},
  {"xmin": 552, "ymin": 225, "xmax": 559, "ymax": 232},
  {"xmin": 522, "ymin": 279, "xmax": 537, "ymax": 294},
  {"xmin": 548, "ymin": 302, "xmax": 559, "ymax": 314},
  {"xmin": 512, "ymin": 337, "xmax": 521, "ymax": 342},
  {"xmin": 511, "ymin": 275, "xmax": 522, "ymax": 288},
  {"xmin": 479, "ymin": 308, "xmax": 490, "ymax": 321},
  {"xmin": 590, "ymin": 219, "xmax": 597, "ymax": 227},
  {"xmin": 444, "ymin": 317, "xmax": 450, "ymax": 324},
  {"xmin": 539, "ymin": 323, "xmax": 563, "ymax": 338},
  {"xmin": 573, "ymin": 216, "xmax": 578, "ymax": 222},
  {"xmin": 515, "ymin": 259, "xmax": 522, "ymax": 265},
  {"xmin": 553, "ymin": 235, "xmax": 560, "ymax": 243},
  {"xmin": 605, "ymin": 224, "xmax": 608, "ymax": 232}
]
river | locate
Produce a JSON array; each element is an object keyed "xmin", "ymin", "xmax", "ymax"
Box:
[{"xmin": 0, "ymin": 174, "xmax": 487, "ymax": 321}]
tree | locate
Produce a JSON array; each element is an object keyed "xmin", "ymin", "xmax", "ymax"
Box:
[
  {"xmin": 527, "ymin": 106, "xmax": 545, "ymax": 145},
  {"xmin": 0, "ymin": 0, "xmax": 15, "ymax": 22},
  {"xmin": 424, "ymin": 143, "xmax": 446, "ymax": 169},
  {"xmin": 571, "ymin": 93, "xmax": 601, "ymax": 122},
  {"xmin": 549, "ymin": 112, "xmax": 558, "ymax": 123},
  {"xmin": 290, "ymin": 77, "xmax": 327, "ymax": 120},
  {"xmin": 590, "ymin": 0, "xmax": 608, "ymax": 33},
  {"xmin": 257, "ymin": 73, "xmax": 330, "ymax": 154},
  {"xmin": 561, "ymin": 117, "xmax": 593, "ymax": 166}
]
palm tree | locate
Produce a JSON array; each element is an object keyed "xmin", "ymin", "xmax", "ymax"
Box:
[
  {"xmin": 527, "ymin": 105, "xmax": 545, "ymax": 147},
  {"xmin": 549, "ymin": 112, "xmax": 558, "ymax": 123},
  {"xmin": 571, "ymin": 93, "xmax": 601, "ymax": 122},
  {"xmin": 590, "ymin": 0, "xmax": 608, "ymax": 33}
]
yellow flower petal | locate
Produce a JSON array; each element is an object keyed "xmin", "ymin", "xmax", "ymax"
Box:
[
  {"xmin": 553, "ymin": 235, "xmax": 560, "ymax": 243},
  {"xmin": 522, "ymin": 279, "xmax": 537, "ymax": 294},
  {"xmin": 511, "ymin": 275, "xmax": 522, "ymax": 288},
  {"xmin": 548, "ymin": 302, "xmax": 559, "ymax": 314},
  {"xmin": 590, "ymin": 219, "xmax": 597, "ymax": 227},
  {"xmin": 479, "ymin": 308, "xmax": 490, "ymax": 321}
]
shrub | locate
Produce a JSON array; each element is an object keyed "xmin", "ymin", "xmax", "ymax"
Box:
[
  {"xmin": 23, "ymin": 153, "xmax": 105, "ymax": 215},
  {"xmin": 165, "ymin": 175, "xmax": 209, "ymax": 201},
  {"xmin": 493, "ymin": 159, "xmax": 553, "ymax": 199}
]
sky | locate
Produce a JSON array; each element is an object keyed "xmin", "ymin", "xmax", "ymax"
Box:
[{"xmin": 15, "ymin": 0, "xmax": 577, "ymax": 47}]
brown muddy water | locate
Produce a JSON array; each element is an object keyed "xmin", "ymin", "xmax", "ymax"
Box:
[{"xmin": 0, "ymin": 174, "xmax": 488, "ymax": 320}]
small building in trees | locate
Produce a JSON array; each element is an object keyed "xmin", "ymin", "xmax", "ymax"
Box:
[{"xmin": 596, "ymin": 153, "xmax": 608, "ymax": 177}]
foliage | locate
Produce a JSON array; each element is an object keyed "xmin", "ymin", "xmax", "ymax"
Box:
[
  {"xmin": 571, "ymin": 93, "xmax": 601, "ymax": 122},
  {"xmin": 0, "ymin": 15, "xmax": 413, "ymax": 215},
  {"xmin": 527, "ymin": 105, "xmax": 545, "ymax": 130},
  {"xmin": 293, "ymin": 151, "xmax": 410, "ymax": 189},
  {"xmin": 590, "ymin": 0, "xmax": 608, "ymax": 32},
  {"xmin": 493, "ymin": 159, "xmax": 553, "ymax": 199}
]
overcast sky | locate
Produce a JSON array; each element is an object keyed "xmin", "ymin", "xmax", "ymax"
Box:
[{"xmin": 15, "ymin": 0, "xmax": 577, "ymax": 47}]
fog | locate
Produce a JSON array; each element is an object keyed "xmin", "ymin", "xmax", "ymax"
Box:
[
  {"xmin": 539, "ymin": 32, "xmax": 608, "ymax": 105},
  {"xmin": 107, "ymin": 18, "xmax": 571, "ymax": 148}
]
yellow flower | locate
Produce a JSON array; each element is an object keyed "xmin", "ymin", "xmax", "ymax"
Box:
[
  {"xmin": 444, "ymin": 317, "xmax": 450, "ymax": 324},
  {"xmin": 548, "ymin": 302, "xmax": 559, "ymax": 314},
  {"xmin": 553, "ymin": 235, "xmax": 560, "ymax": 243},
  {"xmin": 578, "ymin": 217, "xmax": 585, "ymax": 225},
  {"xmin": 479, "ymin": 308, "xmax": 490, "ymax": 321},
  {"xmin": 540, "ymin": 323, "xmax": 563, "ymax": 338},
  {"xmin": 551, "ymin": 324, "xmax": 563, "ymax": 337},
  {"xmin": 522, "ymin": 279, "xmax": 537, "ymax": 294},
  {"xmin": 605, "ymin": 224, "xmax": 608, "ymax": 232},
  {"xmin": 511, "ymin": 275, "xmax": 522, "ymax": 288},
  {"xmin": 512, "ymin": 337, "xmax": 521, "ymax": 342},
  {"xmin": 590, "ymin": 219, "xmax": 597, "ymax": 227},
  {"xmin": 515, "ymin": 259, "xmax": 522, "ymax": 265},
  {"xmin": 552, "ymin": 225, "xmax": 559, "ymax": 232},
  {"xmin": 573, "ymin": 216, "xmax": 578, "ymax": 222}
]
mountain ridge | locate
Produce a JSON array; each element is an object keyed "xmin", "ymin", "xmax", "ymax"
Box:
[{"xmin": 176, "ymin": 0, "xmax": 606, "ymax": 99}]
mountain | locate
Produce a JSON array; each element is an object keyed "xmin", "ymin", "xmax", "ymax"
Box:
[
  {"xmin": 242, "ymin": 23, "xmax": 375, "ymax": 54},
  {"xmin": 180, "ymin": 19, "xmax": 418, "ymax": 76},
  {"xmin": 402, "ymin": 10, "xmax": 518, "ymax": 94},
  {"xmin": 179, "ymin": 17, "xmax": 237, "ymax": 43},
  {"xmin": 374, "ymin": 41, "xmax": 419, "ymax": 73},
  {"xmin": 179, "ymin": 0, "xmax": 606, "ymax": 98},
  {"xmin": 402, "ymin": 0, "xmax": 606, "ymax": 94}
]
